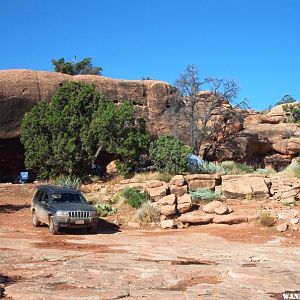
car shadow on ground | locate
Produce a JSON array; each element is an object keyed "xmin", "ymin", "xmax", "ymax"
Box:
[
  {"xmin": 0, "ymin": 204, "xmax": 31, "ymax": 214},
  {"xmin": 58, "ymin": 218, "xmax": 121, "ymax": 235}
]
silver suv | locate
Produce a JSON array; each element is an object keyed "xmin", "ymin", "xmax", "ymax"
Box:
[{"xmin": 31, "ymin": 185, "xmax": 99, "ymax": 234}]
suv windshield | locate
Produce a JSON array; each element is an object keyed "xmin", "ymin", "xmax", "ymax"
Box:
[{"xmin": 51, "ymin": 193, "xmax": 86, "ymax": 203}]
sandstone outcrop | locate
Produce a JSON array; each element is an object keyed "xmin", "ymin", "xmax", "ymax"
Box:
[
  {"xmin": 221, "ymin": 174, "xmax": 270, "ymax": 199},
  {"xmin": 0, "ymin": 69, "xmax": 174, "ymax": 179},
  {"xmin": 184, "ymin": 174, "xmax": 220, "ymax": 191},
  {"xmin": 0, "ymin": 69, "xmax": 174, "ymax": 139},
  {"xmin": 1, "ymin": 69, "xmax": 300, "ymax": 180}
]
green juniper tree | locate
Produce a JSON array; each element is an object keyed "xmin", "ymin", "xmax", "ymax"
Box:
[{"xmin": 21, "ymin": 82, "xmax": 150, "ymax": 178}]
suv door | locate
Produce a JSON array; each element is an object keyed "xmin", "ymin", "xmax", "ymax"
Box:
[
  {"xmin": 33, "ymin": 190, "xmax": 44, "ymax": 222},
  {"xmin": 39, "ymin": 191, "xmax": 51, "ymax": 224}
]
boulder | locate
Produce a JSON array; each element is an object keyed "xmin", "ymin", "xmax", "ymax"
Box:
[
  {"xmin": 146, "ymin": 181, "xmax": 169, "ymax": 202},
  {"xmin": 144, "ymin": 180, "xmax": 164, "ymax": 189},
  {"xmin": 260, "ymin": 115, "xmax": 281, "ymax": 124},
  {"xmin": 276, "ymin": 223, "xmax": 289, "ymax": 232},
  {"xmin": 265, "ymin": 104, "xmax": 287, "ymax": 120},
  {"xmin": 272, "ymin": 138, "xmax": 300, "ymax": 155},
  {"xmin": 221, "ymin": 174, "xmax": 270, "ymax": 199},
  {"xmin": 127, "ymin": 222, "xmax": 141, "ymax": 228},
  {"xmin": 184, "ymin": 174, "xmax": 219, "ymax": 191},
  {"xmin": 157, "ymin": 194, "xmax": 176, "ymax": 216},
  {"xmin": 202, "ymin": 200, "xmax": 228, "ymax": 215},
  {"xmin": 106, "ymin": 160, "xmax": 117, "ymax": 173},
  {"xmin": 270, "ymin": 175, "xmax": 300, "ymax": 203},
  {"xmin": 177, "ymin": 194, "xmax": 192, "ymax": 214},
  {"xmin": 160, "ymin": 220, "xmax": 175, "ymax": 229},
  {"xmin": 178, "ymin": 213, "xmax": 214, "ymax": 224},
  {"xmin": 212, "ymin": 214, "xmax": 249, "ymax": 225},
  {"xmin": 264, "ymin": 153, "xmax": 293, "ymax": 171},
  {"xmin": 277, "ymin": 209, "xmax": 298, "ymax": 220},
  {"xmin": 170, "ymin": 175, "xmax": 186, "ymax": 187},
  {"xmin": 170, "ymin": 184, "xmax": 188, "ymax": 197}
]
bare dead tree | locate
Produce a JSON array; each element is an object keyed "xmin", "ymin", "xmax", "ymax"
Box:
[{"xmin": 175, "ymin": 65, "xmax": 248, "ymax": 158}]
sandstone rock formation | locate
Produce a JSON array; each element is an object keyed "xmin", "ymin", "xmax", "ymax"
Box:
[
  {"xmin": 1, "ymin": 69, "xmax": 300, "ymax": 180},
  {"xmin": 202, "ymin": 200, "xmax": 229, "ymax": 215},
  {"xmin": 0, "ymin": 69, "xmax": 174, "ymax": 180},
  {"xmin": 221, "ymin": 174, "xmax": 270, "ymax": 199}
]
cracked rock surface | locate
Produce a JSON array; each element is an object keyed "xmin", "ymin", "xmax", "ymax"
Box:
[{"xmin": 0, "ymin": 184, "xmax": 299, "ymax": 299}]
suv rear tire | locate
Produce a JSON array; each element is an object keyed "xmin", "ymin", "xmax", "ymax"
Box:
[
  {"xmin": 32, "ymin": 211, "xmax": 41, "ymax": 227},
  {"xmin": 49, "ymin": 216, "xmax": 59, "ymax": 235}
]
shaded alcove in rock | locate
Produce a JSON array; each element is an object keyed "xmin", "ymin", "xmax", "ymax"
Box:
[{"xmin": 0, "ymin": 138, "xmax": 25, "ymax": 182}]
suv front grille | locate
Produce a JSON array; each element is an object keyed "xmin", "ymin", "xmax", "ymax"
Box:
[{"xmin": 68, "ymin": 211, "xmax": 90, "ymax": 219}]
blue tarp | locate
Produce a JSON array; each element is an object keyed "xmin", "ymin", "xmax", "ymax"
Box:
[{"xmin": 187, "ymin": 154, "xmax": 204, "ymax": 172}]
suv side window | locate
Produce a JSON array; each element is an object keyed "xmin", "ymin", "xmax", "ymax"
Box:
[
  {"xmin": 34, "ymin": 190, "xmax": 44, "ymax": 202},
  {"xmin": 42, "ymin": 192, "xmax": 50, "ymax": 203}
]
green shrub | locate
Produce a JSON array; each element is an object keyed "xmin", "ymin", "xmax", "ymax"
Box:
[
  {"xmin": 189, "ymin": 160, "xmax": 255, "ymax": 175},
  {"xmin": 192, "ymin": 161, "xmax": 224, "ymax": 174},
  {"xmin": 220, "ymin": 161, "xmax": 255, "ymax": 175},
  {"xmin": 121, "ymin": 187, "xmax": 150, "ymax": 208},
  {"xmin": 93, "ymin": 202, "xmax": 117, "ymax": 217},
  {"xmin": 283, "ymin": 102, "xmax": 300, "ymax": 123},
  {"xmin": 256, "ymin": 168, "xmax": 275, "ymax": 175},
  {"xmin": 135, "ymin": 201, "xmax": 160, "ymax": 223},
  {"xmin": 258, "ymin": 211, "xmax": 274, "ymax": 227},
  {"xmin": 21, "ymin": 81, "xmax": 150, "ymax": 179},
  {"xmin": 285, "ymin": 163, "xmax": 300, "ymax": 177},
  {"xmin": 149, "ymin": 136, "xmax": 190, "ymax": 174},
  {"xmin": 53, "ymin": 175, "xmax": 81, "ymax": 190},
  {"xmin": 190, "ymin": 188, "xmax": 222, "ymax": 202}
]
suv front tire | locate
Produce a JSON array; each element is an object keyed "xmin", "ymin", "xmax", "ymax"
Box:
[
  {"xmin": 32, "ymin": 211, "xmax": 41, "ymax": 227},
  {"xmin": 49, "ymin": 216, "xmax": 59, "ymax": 235}
]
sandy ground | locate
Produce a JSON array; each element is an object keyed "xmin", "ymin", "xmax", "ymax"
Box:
[{"xmin": 0, "ymin": 183, "xmax": 299, "ymax": 300}]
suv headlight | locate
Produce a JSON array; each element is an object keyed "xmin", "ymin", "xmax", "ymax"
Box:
[
  {"xmin": 90, "ymin": 210, "xmax": 99, "ymax": 217},
  {"xmin": 56, "ymin": 211, "xmax": 69, "ymax": 217}
]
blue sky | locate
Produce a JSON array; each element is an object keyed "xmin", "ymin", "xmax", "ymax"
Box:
[{"xmin": 1, "ymin": 0, "xmax": 300, "ymax": 110}]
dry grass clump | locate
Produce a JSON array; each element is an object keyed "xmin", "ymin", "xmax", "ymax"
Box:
[
  {"xmin": 130, "ymin": 171, "xmax": 161, "ymax": 182},
  {"xmin": 283, "ymin": 163, "xmax": 300, "ymax": 178},
  {"xmin": 258, "ymin": 211, "xmax": 275, "ymax": 227},
  {"xmin": 106, "ymin": 175, "xmax": 124, "ymax": 185},
  {"xmin": 135, "ymin": 201, "xmax": 160, "ymax": 223},
  {"xmin": 130, "ymin": 172, "xmax": 172, "ymax": 182}
]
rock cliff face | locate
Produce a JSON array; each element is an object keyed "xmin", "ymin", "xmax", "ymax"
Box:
[
  {"xmin": 0, "ymin": 69, "xmax": 175, "ymax": 139},
  {"xmin": 0, "ymin": 69, "xmax": 175, "ymax": 180},
  {"xmin": 1, "ymin": 69, "xmax": 300, "ymax": 180}
]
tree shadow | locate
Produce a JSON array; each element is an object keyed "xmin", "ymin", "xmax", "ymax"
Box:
[{"xmin": 0, "ymin": 204, "xmax": 31, "ymax": 214}]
